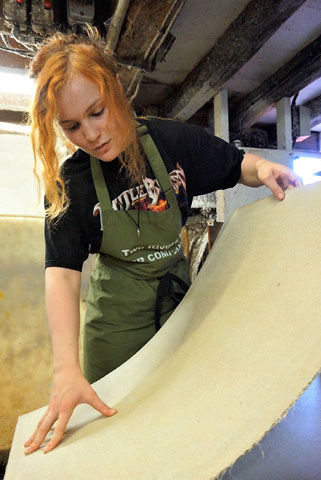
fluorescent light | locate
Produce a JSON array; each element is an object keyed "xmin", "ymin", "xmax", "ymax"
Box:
[
  {"xmin": 293, "ymin": 156, "xmax": 321, "ymax": 185},
  {"xmin": 0, "ymin": 70, "xmax": 35, "ymax": 95}
]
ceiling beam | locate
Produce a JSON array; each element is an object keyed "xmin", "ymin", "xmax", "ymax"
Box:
[
  {"xmin": 116, "ymin": 0, "xmax": 186, "ymax": 101},
  {"xmin": 230, "ymin": 34, "xmax": 321, "ymax": 130},
  {"xmin": 116, "ymin": 0, "xmax": 185, "ymax": 71},
  {"xmin": 160, "ymin": 0, "xmax": 307, "ymax": 120}
]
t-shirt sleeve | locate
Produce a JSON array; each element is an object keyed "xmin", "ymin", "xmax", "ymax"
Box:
[
  {"xmin": 45, "ymin": 200, "xmax": 89, "ymax": 271},
  {"xmin": 146, "ymin": 118, "xmax": 244, "ymax": 206},
  {"xmin": 178, "ymin": 123, "xmax": 244, "ymax": 200}
]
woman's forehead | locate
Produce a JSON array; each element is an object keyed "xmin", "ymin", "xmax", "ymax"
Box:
[
  {"xmin": 56, "ymin": 75, "xmax": 102, "ymax": 119},
  {"xmin": 60, "ymin": 74, "xmax": 100, "ymax": 96}
]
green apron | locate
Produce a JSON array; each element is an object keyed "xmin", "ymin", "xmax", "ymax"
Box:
[{"xmin": 83, "ymin": 125, "xmax": 191, "ymax": 383}]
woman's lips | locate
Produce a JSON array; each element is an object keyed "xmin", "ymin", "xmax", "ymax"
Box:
[{"xmin": 95, "ymin": 140, "xmax": 111, "ymax": 151}]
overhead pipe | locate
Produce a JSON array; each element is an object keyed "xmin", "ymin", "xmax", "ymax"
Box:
[
  {"xmin": 105, "ymin": 0, "xmax": 131, "ymax": 53},
  {"xmin": 143, "ymin": 0, "xmax": 185, "ymax": 67},
  {"xmin": 127, "ymin": 0, "xmax": 186, "ymax": 100},
  {"xmin": 106, "ymin": 0, "xmax": 186, "ymax": 101}
]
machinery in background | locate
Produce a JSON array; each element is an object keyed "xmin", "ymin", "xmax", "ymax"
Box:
[
  {"xmin": 0, "ymin": 0, "xmax": 183, "ymax": 103},
  {"xmin": 67, "ymin": 0, "xmax": 95, "ymax": 28},
  {"xmin": 0, "ymin": 0, "xmax": 106, "ymax": 57}
]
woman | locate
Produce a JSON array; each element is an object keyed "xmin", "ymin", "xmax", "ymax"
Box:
[{"xmin": 24, "ymin": 27, "xmax": 301, "ymax": 455}]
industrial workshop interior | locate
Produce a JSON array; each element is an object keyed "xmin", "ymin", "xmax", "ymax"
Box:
[{"xmin": 1, "ymin": 0, "xmax": 321, "ymax": 479}]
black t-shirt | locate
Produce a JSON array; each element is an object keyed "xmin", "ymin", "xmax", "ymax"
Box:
[{"xmin": 45, "ymin": 117, "xmax": 244, "ymax": 271}]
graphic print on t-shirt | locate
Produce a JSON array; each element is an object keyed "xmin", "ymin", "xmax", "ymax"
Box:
[
  {"xmin": 112, "ymin": 176, "xmax": 168, "ymax": 212},
  {"xmin": 93, "ymin": 163, "xmax": 188, "ymax": 228}
]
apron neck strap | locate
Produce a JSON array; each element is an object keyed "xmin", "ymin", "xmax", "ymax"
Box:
[
  {"xmin": 90, "ymin": 120, "xmax": 178, "ymax": 208},
  {"xmin": 135, "ymin": 121, "xmax": 177, "ymax": 203}
]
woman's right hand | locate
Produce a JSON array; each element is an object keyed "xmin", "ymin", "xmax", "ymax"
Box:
[{"xmin": 24, "ymin": 368, "xmax": 117, "ymax": 454}]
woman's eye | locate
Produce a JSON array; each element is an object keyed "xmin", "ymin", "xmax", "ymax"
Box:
[
  {"xmin": 92, "ymin": 108, "xmax": 104, "ymax": 117},
  {"xmin": 65, "ymin": 124, "xmax": 79, "ymax": 131}
]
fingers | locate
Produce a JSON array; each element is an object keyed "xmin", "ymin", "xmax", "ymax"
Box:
[
  {"xmin": 275, "ymin": 170, "xmax": 302, "ymax": 198},
  {"xmin": 43, "ymin": 408, "xmax": 74, "ymax": 453},
  {"xmin": 24, "ymin": 393, "xmax": 117, "ymax": 455},
  {"xmin": 292, "ymin": 174, "xmax": 303, "ymax": 187},
  {"xmin": 259, "ymin": 164, "xmax": 302, "ymax": 200},
  {"xmin": 24, "ymin": 410, "xmax": 58, "ymax": 455},
  {"xmin": 261, "ymin": 172, "xmax": 285, "ymax": 200},
  {"xmin": 24, "ymin": 378, "xmax": 118, "ymax": 455},
  {"xmin": 24, "ymin": 409, "xmax": 50, "ymax": 447},
  {"xmin": 88, "ymin": 391, "xmax": 118, "ymax": 417},
  {"xmin": 295, "ymin": 177, "xmax": 303, "ymax": 186},
  {"xmin": 279, "ymin": 170, "xmax": 302, "ymax": 189},
  {"xmin": 24, "ymin": 406, "xmax": 74, "ymax": 455}
]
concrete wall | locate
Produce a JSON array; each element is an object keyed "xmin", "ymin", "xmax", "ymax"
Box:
[{"xmin": 0, "ymin": 132, "xmax": 43, "ymax": 217}]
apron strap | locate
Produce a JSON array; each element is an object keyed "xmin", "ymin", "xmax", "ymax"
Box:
[
  {"xmin": 155, "ymin": 272, "xmax": 189, "ymax": 332},
  {"xmin": 135, "ymin": 122, "xmax": 148, "ymax": 137},
  {"xmin": 135, "ymin": 120, "xmax": 179, "ymax": 204}
]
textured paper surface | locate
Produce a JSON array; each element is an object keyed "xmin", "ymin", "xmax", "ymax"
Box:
[{"xmin": 5, "ymin": 183, "xmax": 321, "ymax": 480}]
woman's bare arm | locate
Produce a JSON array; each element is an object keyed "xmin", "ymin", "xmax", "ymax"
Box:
[{"xmin": 24, "ymin": 267, "xmax": 117, "ymax": 454}]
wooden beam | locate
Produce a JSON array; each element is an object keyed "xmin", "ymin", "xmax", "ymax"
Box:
[
  {"xmin": 230, "ymin": 34, "xmax": 321, "ymax": 130},
  {"xmin": 116, "ymin": 0, "xmax": 185, "ymax": 100},
  {"xmin": 160, "ymin": 0, "xmax": 307, "ymax": 120},
  {"xmin": 116, "ymin": 0, "xmax": 185, "ymax": 71}
]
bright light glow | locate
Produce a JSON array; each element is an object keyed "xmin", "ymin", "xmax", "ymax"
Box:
[
  {"xmin": 0, "ymin": 71, "xmax": 35, "ymax": 95},
  {"xmin": 0, "ymin": 122, "xmax": 30, "ymax": 134},
  {"xmin": 293, "ymin": 157, "xmax": 321, "ymax": 185}
]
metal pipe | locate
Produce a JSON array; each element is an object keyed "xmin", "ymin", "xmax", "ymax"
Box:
[
  {"xmin": 105, "ymin": 0, "xmax": 131, "ymax": 53},
  {"xmin": 143, "ymin": 0, "xmax": 185, "ymax": 64}
]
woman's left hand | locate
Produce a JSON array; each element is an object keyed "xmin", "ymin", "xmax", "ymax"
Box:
[{"xmin": 239, "ymin": 153, "xmax": 302, "ymax": 200}]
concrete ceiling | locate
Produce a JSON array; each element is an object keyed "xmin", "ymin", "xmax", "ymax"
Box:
[{"xmin": 1, "ymin": 0, "xmax": 321, "ymax": 142}]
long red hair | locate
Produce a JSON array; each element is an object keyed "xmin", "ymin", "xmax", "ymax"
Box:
[{"xmin": 30, "ymin": 26, "xmax": 144, "ymax": 222}]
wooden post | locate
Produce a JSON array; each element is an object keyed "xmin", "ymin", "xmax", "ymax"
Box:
[
  {"xmin": 277, "ymin": 97, "xmax": 292, "ymax": 150},
  {"xmin": 213, "ymin": 90, "xmax": 229, "ymax": 221},
  {"xmin": 214, "ymin": 88, "xmax": 229, "ymax": 142}
]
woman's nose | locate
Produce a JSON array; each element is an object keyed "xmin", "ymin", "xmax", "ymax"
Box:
[{"xmin": 83, "ymin": 122, "xmax": 100, "ymax": 142}]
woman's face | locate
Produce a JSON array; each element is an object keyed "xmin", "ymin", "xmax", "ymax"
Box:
[{"xmin": 56, "ymin": 74, "xmax": 124, "ymax": 162}]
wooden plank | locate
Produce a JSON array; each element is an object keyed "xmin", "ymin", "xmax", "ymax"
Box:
[
  {"xmin": 230, "ymin": 34, "xmax": 321, "ymax": 130},
  {"xmin": 160, "ymin": 0, "xmax": 307, "ymax": 120}
]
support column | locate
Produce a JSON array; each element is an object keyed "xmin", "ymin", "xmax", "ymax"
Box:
[
  {"xmin": 277, "ymin": 97, "xmax": 292, "ymax": 150},
  {"xmin": 214, "ymin": 88, "xmax": 229, "ymax": 142},
  {"xmin": 213, "ymin": 89, "xmax": 229, "ymax": 222}
]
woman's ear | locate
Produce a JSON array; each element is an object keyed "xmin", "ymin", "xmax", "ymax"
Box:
[{"xmin": 116, "ymin": 73, "xmax": 123, "ymax": 91}]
